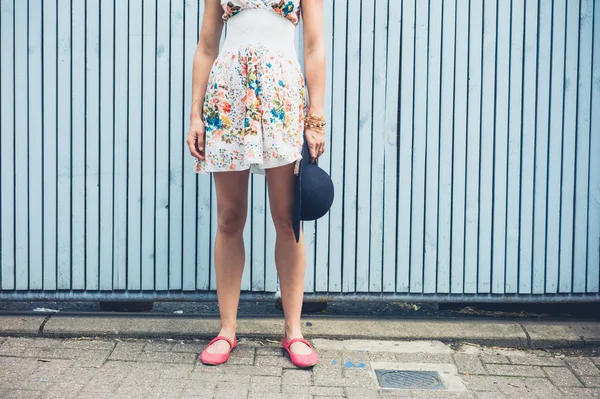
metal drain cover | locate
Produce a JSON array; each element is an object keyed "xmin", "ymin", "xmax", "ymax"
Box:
[{"xmin": 375, "ymin": 369, "xmax": 446, "ymax": 390}]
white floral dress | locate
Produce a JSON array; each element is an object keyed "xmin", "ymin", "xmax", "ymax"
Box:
[{"xmin": 194, "ymin": 0, "xmax": 307, "ymax": 174}]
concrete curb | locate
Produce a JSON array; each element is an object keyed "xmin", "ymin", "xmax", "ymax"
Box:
[{"xmin": 0, "ymin": 314, "xmax": 598, "ymax": 349}]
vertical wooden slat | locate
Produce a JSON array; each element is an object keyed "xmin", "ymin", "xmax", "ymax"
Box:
[
  {"xmin": 505, "ymin": 0, "xmax": 525, "ymax": 294},
  {"xmin": 547, "ymin": 0, "xmax": 567, "ymax": 296},
  {"xmin": 71, "ymin": 0, "xmax": 85, "ymax": 290},
  {"xmin": 314, "ymin": 0, "xmax": 334, "ymax": 293},
  {"xmin": 42, "ymin": 0, "xmax": 57, "ymax": 290},
  {"xmin": 477, "ymin": 0, "xmax": 497, "ymax": 293},
  {"xmin": 169, "ymin": 0, "xmax": 184, "ymax": 290},
  {"xmin": 327, "ymin": 0, "xmax": 347, "ymax": 293},
  {"xmin": 492, "ymin": 0, "xmax": 510, "ymax": 294},
  {"xmin": 251, "ymin": 176, "xmax": 265, "ymax": 291},
  {"xmin": 368, "ymin": 0, "xmax": 387, "ymax": 293},
  {"xmin": 573, "ymin": 0, "xmax": 594, "ymax": 293},
  {"xmin": 0, "ymin": 0, "xmax": 15, "ymax": 290},
  {"xmin": 57, "ymin": 0, "xmax": 71, "ymax": 289},
  {"xmin": 99, "ymin": 0, "xmax": 115, "ymax": 290},
  {"xmin": 183, "ymin": 0, "xmax": 200, "ymax": 291},
  {"xmin": 14, "ymin": 0, "xmax": 28, "ymax": 290},
  {"xmin": 128, "ymin": 0, "xmax": 143, "ymax": 290},
  {"xmin": 534, "ymin": 2, "xmax": 552, "ymax": 293},
  {"xmin": 424, "ymin": 0, "xmax": 441, "ymax": 295},
  {"xmin": 141, "ymin": 0, "xmax": 157, "ymax": 290},
  {"xmin": 397, "ymin": 0, "xmax": 415, "ymax": 293},
  {"xmin": 437, "ymin": 0, "xmax": 456, "ymax": 294},
  {"xmin": 559, "ymin": 0, "xmax": 580, "ymax": 293},
  {"xmin": 520, "ymin": 0, "xmax": 538, "ymax": 294},
  {"xmin": 342, "ymin": 0, "xmax": 360, "ymax": 293},
  {"xmin": 464, "ymin": 0, "xmax": 483, "ymax": 294},
  {"xmin": 28, "ymin": 0, "xmax": 43, "ymax": 290},
  {"xmin": 411, "ymin": 0, "xmax": 428, "ymax": 294},
  {"xmin": 451, "ymin": 0, "xmax": 469, "ymax": 294},
  {"xmin": 588, "ymin": 0, "xmax": 600, "ymax": 294},
  {"xmin": 113, "ymin": 0, "xmax": 128, "ymax": 291},
  {"xmin": 382, "ymin": 0, "xmax": 401, "ymax": 293},
  {"xmin": 356, "ymin": 0, "xmax": 375, "ymax": 292}
]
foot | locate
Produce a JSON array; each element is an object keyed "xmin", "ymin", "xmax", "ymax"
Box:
[
  {"xmin": 205, "ymin": 328, "xmax": 236, "ymax": 354},
  {"xmin": 285, "ymin": 331, "xmax": 313, "ymax": 355}
]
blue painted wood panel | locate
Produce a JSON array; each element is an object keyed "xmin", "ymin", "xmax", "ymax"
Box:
[{"xmin": 0, "ymin": 0, "xmax": 598, "ymax": 300}]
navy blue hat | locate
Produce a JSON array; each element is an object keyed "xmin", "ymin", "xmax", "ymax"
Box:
[{"xmin": 292, "ymin": 140, "xmax": 335, "ymax": 243}]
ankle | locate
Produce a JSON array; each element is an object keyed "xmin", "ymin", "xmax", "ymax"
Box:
[
  {"xmin": 219, "ymin": 324, "xmax": 237, "ymax": 335},
  {"xmin": 284, "ymin": 322, "xmax": 302, "ymax": 338}
]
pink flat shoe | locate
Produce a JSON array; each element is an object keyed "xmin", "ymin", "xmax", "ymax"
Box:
[
  {"xmin": 200, "ymin": 335, "xmax": 237, "ymax": 365},
  {"xmin": 282, "ymin": 333, "xmax": 318, "ymax": 368}
]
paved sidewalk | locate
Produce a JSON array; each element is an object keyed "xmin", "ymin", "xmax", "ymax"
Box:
[{"xmin": 0, "ymin": 336, "xmax": 599, "ymax": 398}]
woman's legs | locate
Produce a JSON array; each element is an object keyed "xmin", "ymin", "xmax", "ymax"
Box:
[
  {"xmin": 265, "ymin": 163, "xmax": 313, "ymax": 355},
  {"xmin": 206, "ymin": 169, "xmax": 251, "ymax": 354}
]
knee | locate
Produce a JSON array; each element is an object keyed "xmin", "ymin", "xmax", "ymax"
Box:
[
  {"xmin": 271, "ymin": 213, "xmax": 295, "ymax": 238},
  {"xmin": 218, "ymin": 208, "xmax": 246, "ymax": 236}
]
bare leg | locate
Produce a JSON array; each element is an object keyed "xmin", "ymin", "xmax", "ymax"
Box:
[
  {"xmin": 265, "ymin": 163, "xmax": 312, "ymax": 355},
  {"xmin": 206, "ymin": 169, "xmax": 251, "ymax": 354}
]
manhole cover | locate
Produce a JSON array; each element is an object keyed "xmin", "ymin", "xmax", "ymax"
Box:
[{"xmin": 375, "ymin": 369, "xmax": 446, "ymax": 390}]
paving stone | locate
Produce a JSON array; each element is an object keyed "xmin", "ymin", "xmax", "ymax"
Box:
[
  {"xmin": 219, "ymin": 364, "xmax": 283, "ymax": 376},
  {"xmin": 394, "ymin": 353, "xmax": 455, "ymax": 364},
  {"xmin": 181, "ymin": 389, "xmax": 216, "ymax": 399},
  {"xmin": 410, "ymin": 391, "xmax": 476, "ymax": 398},
  {"xmin": 159, "ymin": 363, "xmax": 195, "ymax": 379},
  {"xmin": 485, "ymin": 364, "xmax": 545, "ymax": 377},
  {"xmin": 59, "ymin": 340, "xmax": 116, "ymax": 351},
  {"xmin": 214, "ymin": 381, "xmax": 249, "ymax": 399},
  {"xmin": 565, "ymin": 358, "xmax": 600, "ymax": 377},
  {"xmin": 282, "ymin": 385, "xmax": 344, "ymax": 396},
  {"xmin": 520, "ymin": 377, "xmax": 565, "ymax": 399},
  {"xmin": 345, "ymin": 386, "xmax": 379, "ymax": 399},
  {"xmin": 560, "ymin": 387, "xmax": 600, "ymax": 398},
  {"xmin": 108, "ymin": 342, "xmax": 145, "ymax": 361},
  {"xmin": 181, "ymin": 379, "xmax": 218, "ymax": 390},
  {"xmin": 507, "ymin": 355, "xmax": 566, "ymax": 366},
  {"xmin": 137, "ymin": 351, "xmax": 196, "ymax": 364},
  {"xmin": 479, "ymin": 353, "xmax": 511, "ymax": 364},
  {"xmin": 146, "ymin": 388, "xmax": 184, "ymax": 399},
  {"xmin": 474, "ymin": 392, "xmax": 507, "ymax": 399},
  {"xmin": 581, "ymin": 376, "xmax": 600, "ymax": 388},
  {"xmin": 544, "ymin": 367, "xmax": 583, "ymax": 387},
  {"xmin": 73, "ymin": 350, "xmax": 112, "ymax": 368},
  {"xmin": 247, "ymin": 393, "xmax": 312, "ymax": 399},
  {"xmin": 172, "ymin": 342, "xmax": 204, "ymax": 353},
  {"xmin": 591, "ymin": 358, "xmax": 600, "ymax": 367},
  {"xmin": 454, "ymin": 354, "xmax": 487, "ymax": 375},
  {"xmin": 49, "ymin": 367, "xmax": 97, "ymax": 385},
  {"xmin": 256, "ymin": 346, "xmax": 284, "ymax": 356},
  {"xmin": 366, "ymin": 351, "xmax": 398, "ymax": 362},
  {"xmin": 281, "ymin": 369, "xmax": 312, "ymax": 386},
  {"xmin": 41, "ymin": 383, "xmax": 84, "ymax": 399},
  {"xmin": 249, "ymin": 375, "xmax": 282, "ymax": 393},
  {"xmin": 378, "ymin": 389, "xmax": 414, "ymax": 398},
  {"xmin": 255, "ymin": 355, "xmax": 295, "ymax": 368},
  {"xmin": 460, "ymin": 375, "xmax": 503, "ymax": 391},
  {"xmin": 2, "ymin": 390, "xmax": 43, "ymax": 399},
  {"xmin": 226, "ymin": 347, "xmax": 255, "ymax": 365},
  {"xmin": 343, "ymin": 368, "xmax": 378, "ymax": 387},
  {"xmin": 341, "ymin": 350, "xmax": 370, "ymax": 369},
  {"xmin": 144, "ymin": 342, "xmax": 175, "ymax": 352}
]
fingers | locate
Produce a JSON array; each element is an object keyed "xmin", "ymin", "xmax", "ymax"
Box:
[{"xmin": 187, "ymin": 127, "xmax": 205, "ymax": 161}]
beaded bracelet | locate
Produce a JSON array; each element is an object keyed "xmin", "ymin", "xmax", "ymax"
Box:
[{"xmin": 304, "ymin": 112, "xmax": 326, "ymax": 135}]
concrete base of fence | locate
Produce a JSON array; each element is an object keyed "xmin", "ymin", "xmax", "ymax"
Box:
[{"xmin": 0, "ymin": 313, "xmax": 599, "ymax": 349}]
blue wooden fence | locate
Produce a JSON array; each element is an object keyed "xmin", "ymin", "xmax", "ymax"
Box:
[{"xmin": 0, "ymin": 0, "xmax": 598, "ymax": 301}]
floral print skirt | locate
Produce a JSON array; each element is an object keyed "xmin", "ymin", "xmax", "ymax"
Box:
[{"xmin": 194, "ymin": 9, "xmax": 307, "ymax": 175}]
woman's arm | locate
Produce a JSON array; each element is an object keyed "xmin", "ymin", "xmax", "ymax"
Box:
[
  {"xmin": 187, "ymin": 0, "xmax": 224, "ymax": 160},
  {"xmin": 301, "ymin": 0, "xmax": 327, "ymax": 162}
]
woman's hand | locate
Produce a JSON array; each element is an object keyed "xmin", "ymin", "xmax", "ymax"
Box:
[
  {"xmin": 304, "ymin": 128, "xmax": 326, "ymax": 163},
  {"xmin": 187, "ymin": 117, "xmax": 205, "ymax": 161}
]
